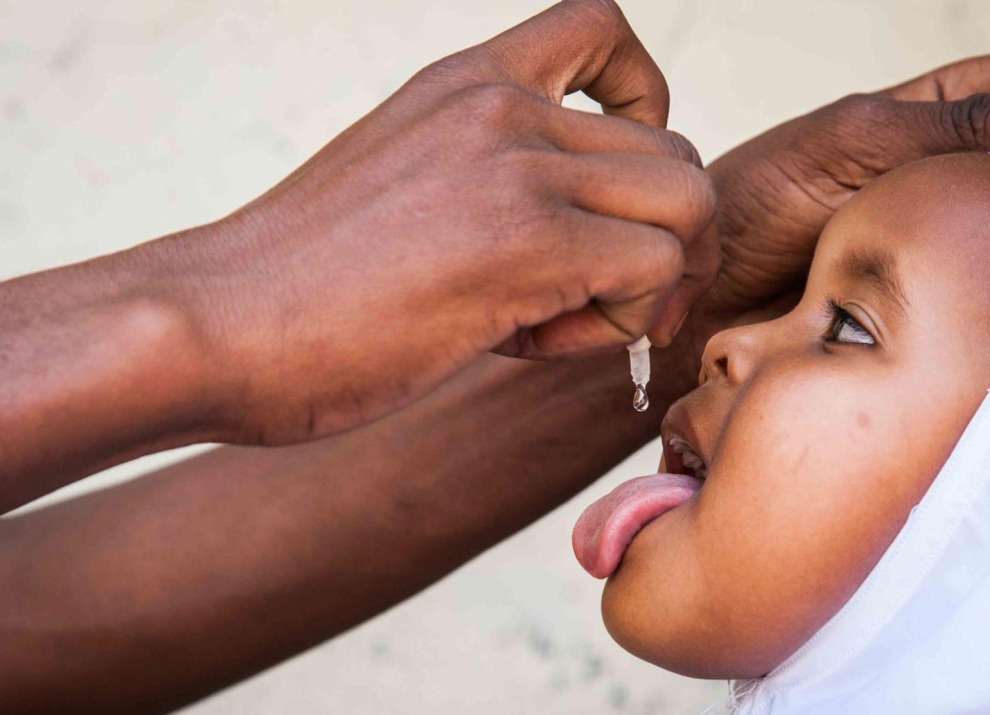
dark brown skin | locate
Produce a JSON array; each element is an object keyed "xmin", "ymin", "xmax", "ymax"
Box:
[
  {"xmin": 0, "ymin": 351, "xmax": 669, "ymax": 714},
  {"xmin": 0, "ymin": 6, "xmax": 988, "ymax": 715},
  {"xmin": 0, "ymin": 0, "xmax": 718, "ymax": 513},
  {"xmin": 702, "ymin": 55, "xmax": 990, "ymax": 321}
]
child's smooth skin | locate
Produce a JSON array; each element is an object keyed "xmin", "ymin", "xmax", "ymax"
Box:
[{"xmin": 590, "ymin": 153, "xmax": 990, "ymax": 679}]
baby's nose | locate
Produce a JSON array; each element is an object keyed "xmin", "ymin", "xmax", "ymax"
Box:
[{"xmin": 700, "ymin": 323, "xmax": 763, "ymax": 387}]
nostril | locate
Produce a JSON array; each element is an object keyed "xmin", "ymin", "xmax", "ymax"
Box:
[{"xmin": 715, "ymin": 356, "xmax": 729, "ymax": 375}]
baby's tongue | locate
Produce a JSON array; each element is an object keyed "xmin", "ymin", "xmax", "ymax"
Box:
[{"xmin": 572, "ymin": 474, "xmax": 702, "ymax": 579}]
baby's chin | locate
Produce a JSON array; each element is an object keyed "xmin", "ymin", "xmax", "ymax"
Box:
[
  {"xmin": 602, "ymin": 582, "xmax": 782, "ymax": 680},
  {"xmin": 598, "ymin": 506, "xmax": 793, "ymax": 681}
]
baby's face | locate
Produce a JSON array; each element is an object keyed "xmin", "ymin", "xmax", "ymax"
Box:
[{"xmin": 596, "ymin": 154, "xmax": 990, "ymax": 678}]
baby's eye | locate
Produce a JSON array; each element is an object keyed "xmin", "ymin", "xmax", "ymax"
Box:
[{"xmin": 825, "ymin": 301, "xmax": 875, "ymax": 345}]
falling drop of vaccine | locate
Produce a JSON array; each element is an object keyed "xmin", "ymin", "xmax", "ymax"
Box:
[{"xmin": 632, "ymin": 383, "xmax": 649, "ymax": 412}]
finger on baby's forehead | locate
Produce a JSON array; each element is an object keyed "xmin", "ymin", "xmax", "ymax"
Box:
[
  {"xmin": 879, "ymin": 55, "xmax": 990, "ymax": 101},
  {"xmin": 462, "ymin": 0, "xmax": 670, "ymax": 128}
]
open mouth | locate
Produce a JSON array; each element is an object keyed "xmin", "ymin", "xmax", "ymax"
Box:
[
  {"xmin": 665, "ymin": 435, "xmax": 709, "ymax": 482},
  {"xmin": 571, "ymin": 472, "xmax": 702, "ymax": 579},
  {"xmin": 572, "ymin": 417, "xmax": 712, "ymax": 580}
]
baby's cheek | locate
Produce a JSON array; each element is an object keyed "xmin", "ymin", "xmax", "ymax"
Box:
[
  {"xmin": 599, "ymin": 367, "xmax": 959, "ymax": 679},
  {"xmin": 693, "ymin": 372, "xmax": 928, "ymax": 652},
  {"xmin": 724, "ymin": 369, "xmax": 908, "ymax": 492},
  {"xmin": 716, "ymin": 373, "xmax": 911, "ymax": 530}
]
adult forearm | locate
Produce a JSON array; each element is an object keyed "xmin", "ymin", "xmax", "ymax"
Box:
[
  {"xmin": 0, "ymin": 328, "xmax": 709, "ymax": 713},
  {"xmin": 0, "ymin": 232, "xmax": 226, "ymax": 512}
]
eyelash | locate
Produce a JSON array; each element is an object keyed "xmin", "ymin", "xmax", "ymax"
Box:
[{"xmin": 823, "ymin": 298, "xmax": 876, "ymax": 346}]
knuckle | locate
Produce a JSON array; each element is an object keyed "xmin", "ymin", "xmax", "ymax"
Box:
[
  {"xmin": 447, "ymin": 83, "xmax": 525, "ymax": 128},
  {"xmin": 496, "ymin": 147, "xmax": 547, "ymax": 186},
  {"xmin": 830, "ymin": 93, "xmax": 891, "ymax": 125},
  {"xmin": 414, "ymin": 55, "xmax": 473, "ymax": 86},
  {"xmin": 414, "ymin": 58, "xmax": 447, "ymax": 83},
  {"xmin": 659, "ymin": 129, "xmax": 703, "ymax": 166},
  {"xmin": 669, "ymin": 163, "xmax": 717, "ymax": 236},
  {"xmin": 565, "ymin": 0, "xmax": 625, "ymax": 28},
  {"xmin": 943, "ymin": 92, "xmax": 990, "ymax": 149},
  {"xmin": 818, "ymin": 93, "xmax": 895, "ymax": 170},
  {"xmin": 650, "ymin": 230, "xmax": 686, "ymax": 283},
  {"xmin": 490, "ymin": 181, "xmax": 564, "ymax": 250}
]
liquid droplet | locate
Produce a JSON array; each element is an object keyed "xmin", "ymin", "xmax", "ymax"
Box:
[{"xmin": 632, "ymin": 383, "xmax": 649, "ymax": 412}]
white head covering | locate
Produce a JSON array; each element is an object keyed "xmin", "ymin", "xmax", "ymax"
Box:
[{"xmin": 714, "ymin": 389, "xmax": 990, "ymax": 715}]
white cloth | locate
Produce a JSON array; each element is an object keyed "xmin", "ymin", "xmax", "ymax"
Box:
[{"xmin": 723, "ymin": 390, "xmax": 990, "ymax": 715}]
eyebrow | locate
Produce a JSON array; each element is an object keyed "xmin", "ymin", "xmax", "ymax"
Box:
[{"xmin": 836, "ymin": 248, "xmax": 909, "ymax": 317}]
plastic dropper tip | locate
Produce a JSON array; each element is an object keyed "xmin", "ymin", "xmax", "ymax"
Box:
[{"xmin": 627, "ymin": 337, "xmax": 652, "ymax": 412}]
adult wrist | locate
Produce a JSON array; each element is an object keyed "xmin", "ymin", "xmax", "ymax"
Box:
[
  {"xmin": 0, "ymin": 241, "xmax": 235, "ymax": 510},
  {"xmin": 114, "ymin": 226, "xmax": 243, "ymax": 446}
]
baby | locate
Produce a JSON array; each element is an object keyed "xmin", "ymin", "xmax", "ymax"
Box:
[{"xmin": 573, "ymin": 152, "xmax": 990, "ymax": 712}]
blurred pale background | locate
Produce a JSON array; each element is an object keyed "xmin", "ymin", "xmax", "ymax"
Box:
[{"xmin": 1, "ymin": 0, "xmax": 986, "ymax": 713}]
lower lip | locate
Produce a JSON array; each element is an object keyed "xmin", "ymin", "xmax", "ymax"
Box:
[{"xmin": 571, "ymin": 473, "xmax": 703, "ymax": 579}]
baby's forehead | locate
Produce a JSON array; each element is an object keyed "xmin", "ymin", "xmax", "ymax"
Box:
[{"xmin": 819, "ymin": 153, "xmax": 990, "ymax": 275}]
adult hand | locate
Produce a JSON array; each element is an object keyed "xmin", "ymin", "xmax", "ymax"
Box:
[
  {"xmin": 179, "ymin": 0, "xmax": 714, "ymax": 443},
  {"xmin": 698, "ymin": 56, "xmax": 990, "ymax": 324},
  {"xmin": 0, "ymin": 0, "xmax": 716, "ymax": 511}
]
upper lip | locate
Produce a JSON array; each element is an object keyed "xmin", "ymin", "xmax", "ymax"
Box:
[{"xmin": 661, "ymin": 408, "xmax": 710, "ymax": 482}]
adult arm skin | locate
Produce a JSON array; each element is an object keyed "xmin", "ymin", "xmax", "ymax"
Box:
[
  {"xmin": 0, "ymin": 0, "xmax": 717, "ymax": 513},
  {"xmin": 0, "ymin": 342, "xmax": 706, "ymax": 714},
  {"xmin": 2, "ymin": 54, "xmax": 987, "ymax": 715}
]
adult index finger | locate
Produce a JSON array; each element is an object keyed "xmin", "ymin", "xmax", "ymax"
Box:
[{"xmin": 454, "ymin": 0, "xmax": 670, "ymax": 128}]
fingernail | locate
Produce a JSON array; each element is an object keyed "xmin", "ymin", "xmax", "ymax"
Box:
[{"xmin": 672, "ymin": 311, "xmax": 690, "ymax": 336}]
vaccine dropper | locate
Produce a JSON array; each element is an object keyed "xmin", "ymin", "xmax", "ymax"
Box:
[{"xmin": 627, "ymin": 335, "xmax": 651, "ymax": 412}]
